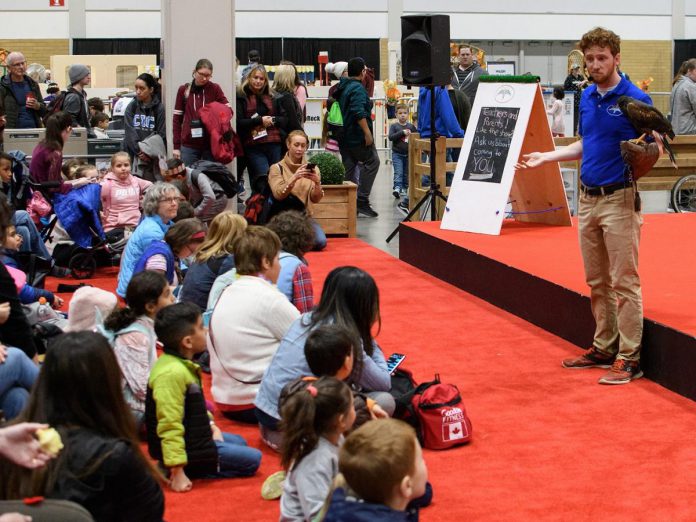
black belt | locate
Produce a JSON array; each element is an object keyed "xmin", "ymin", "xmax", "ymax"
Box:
[{"xmin": 580, "ymin": 181, "xmax": 633, "ymax": 196}]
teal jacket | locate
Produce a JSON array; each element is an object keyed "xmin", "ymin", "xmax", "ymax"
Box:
[{"xmin": 335, "ymin": 78, "xmax": 373, "ymax": 148}]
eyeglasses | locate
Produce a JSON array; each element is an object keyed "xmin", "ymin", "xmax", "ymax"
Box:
[
  {"xmin": 9, "ymin": 62, "xmax": 26, "ymax": 67},
  {"xmin": 159, "ymin": 197, "xmax": 181, "ymax": 204},
  {"xmin": 196, "ymin": 71, "xmax": 213, "ymax": 79}
]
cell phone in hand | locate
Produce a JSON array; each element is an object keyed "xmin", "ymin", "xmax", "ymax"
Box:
[
  {"xmin": 386, "ymin": 353, "xmax": 406, "ymax": 375},
  {"xmin": 306, "ymin": 162, "xmax": 316, "ymax": 172}
]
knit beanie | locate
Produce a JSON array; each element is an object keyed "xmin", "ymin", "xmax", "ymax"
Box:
[
  {"xmin": 68, "ymin": 64, "xmax": 90, "ymax": 85},
  {"xmin": 66, "ymin": 286, "xmax": 118, "ymax": 332},
  {"xmin": 326, "ymin": 61, "xmax": 348, "ymax": 80},
  {"xmin": 347, "ymin": 57, "xmax": 366, "ymax": 77}
]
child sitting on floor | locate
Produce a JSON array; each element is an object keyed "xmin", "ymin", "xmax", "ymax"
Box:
[
  {"xmin": 279, "ymin": 376, "xmax": 355, "ymax": 521},
  {"xmin": 146, "ymin": 302, "xmax": 261, "ymax": 493},
  {"xmin": 105, "ymin": 270, "xmax": 175, "ymax": 424},
  {"xmin": 323, "ymin": 419, "xmax": 429, "ymax": 521}
]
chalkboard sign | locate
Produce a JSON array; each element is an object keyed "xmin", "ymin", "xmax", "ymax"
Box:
[{"xmin": 462, "ymin": 107, "xmax": 520, "ymax": 184}]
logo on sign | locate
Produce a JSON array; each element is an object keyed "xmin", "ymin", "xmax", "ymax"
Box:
[
  {"xmin": 495, "ymin": 85, "xmax": 515, "ymax": 103},
  {"xmin": 441, "ymin": 407, "xmax": 468, "ymax": 442},
  {"xmin": 607, "ymin": 104, "xmax": 622, "ymax": 117}
]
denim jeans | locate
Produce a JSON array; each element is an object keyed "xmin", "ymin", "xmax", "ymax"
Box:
[
  {"xmin": 12, "ymin": 210, "xmax": 52, "ymax": 261},
  {"xmin": 211, "ymin": 432, "xmax": 262, "ymax": 478},
  {"xmin": 245, "ymin": 143, "xmax": 282, "ymax": 193},
  {"xmin": 311, "ymin": 220, "xmax": 327, "ymax": 251},
  {"xmin": 181, "ymin": 146, "xmax": 214, "ymax": 167},
  {"xmin": 392, "ymin": 152, "xmax": 409, "ymax": 192},
  {"xmin": 339, "ymin": 143, "xmax": 380, "ymax": 203},
  {"xmin": 0, "ymin": 347, "xmax": 39, "ymax": 419}
]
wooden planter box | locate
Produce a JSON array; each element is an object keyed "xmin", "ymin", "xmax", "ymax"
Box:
[{"xmin": 313, "ymin": 181, "xmax": 357, "ymax": 237}]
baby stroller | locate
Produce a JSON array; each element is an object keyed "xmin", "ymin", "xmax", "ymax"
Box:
[{"xmin": 30, "ymin": 180, "xmax": 125, "ymax": 279}]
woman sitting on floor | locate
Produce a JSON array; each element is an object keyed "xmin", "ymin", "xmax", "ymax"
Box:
[
  {"xmin": 0, "ymin": 331, "xmax": 165, "ymax": 521},
  {"xmin": 117, "ymin": 181, "xmax": 181, "ymax": 297},
  {"xmin": 254, "ymin": 266, "xmax": 394, "ymax": 450}
]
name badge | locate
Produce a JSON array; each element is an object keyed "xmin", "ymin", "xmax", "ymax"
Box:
[
  {"xmin": 191, "ymin": 127, "xmax": 203, "ymax": 138},
  {"xmin": 253, "ymin": 129, "xmax": 268, "ymax": 140}
]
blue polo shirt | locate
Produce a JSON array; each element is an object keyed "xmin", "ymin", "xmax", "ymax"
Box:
[{"xmin": 578, "ymin": 77, "xmax": 652, "ymax": 187}]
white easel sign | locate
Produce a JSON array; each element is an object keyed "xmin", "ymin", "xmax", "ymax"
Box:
[{"xmin": 442, "ymin": 80, "xmax": 571, "ymax": 235}]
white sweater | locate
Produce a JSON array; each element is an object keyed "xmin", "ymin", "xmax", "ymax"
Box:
[{"xmin": 208, "ymin": 275, "xmax": 300, "ymax": 408}]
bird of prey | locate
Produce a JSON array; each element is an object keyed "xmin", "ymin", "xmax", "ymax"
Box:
[{"xmin": 617, "ymin": 95, "xmax": 677, "ymax": 168}]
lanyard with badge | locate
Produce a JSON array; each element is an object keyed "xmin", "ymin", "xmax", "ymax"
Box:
[{"xmin": 190, "ymin": 90, "xmax": 205, "ymax": 138}]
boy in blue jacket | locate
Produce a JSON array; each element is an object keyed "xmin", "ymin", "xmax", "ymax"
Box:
[{"xmin": 323, "ymin": 419, "xmax": 429, "ymax": 521}]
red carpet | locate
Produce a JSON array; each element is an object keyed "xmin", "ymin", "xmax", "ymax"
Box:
[
  {"xmin": 407, "ymin": 213, "xmax": 696, "ymax": 336},
  {"xmin": 46, "ymin": 238, "xmax": 696, "ymax": 521}
]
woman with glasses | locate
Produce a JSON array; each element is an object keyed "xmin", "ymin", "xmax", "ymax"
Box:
[
  {"xmin": 117, "ymin": 182, "xmax": 181, "ymax": 297},
  {"xmin": 172, "ymin": 58, "xmax": 230, "ymax": 166},
  {"xmin": 236, "ymin": 64, "xmax": 285, "ymax": 194}
]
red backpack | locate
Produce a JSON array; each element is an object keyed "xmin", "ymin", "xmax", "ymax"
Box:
[{"xmin": 392, "ymin": 371, "xmax": 472, "ymax": 450}]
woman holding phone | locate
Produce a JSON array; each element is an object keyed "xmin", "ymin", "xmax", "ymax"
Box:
[{"xmin": 268, "ymin": 130, "xmax": 326, "ymax": 250}]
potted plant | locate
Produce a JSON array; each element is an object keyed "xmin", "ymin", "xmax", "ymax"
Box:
[
  {"xmin": 307, "ymin": 152, "xmax": 357, "ymax": 237},
  {"xmin": 309, "ymin": 152, "xmax": 345, "ymax": 185}
]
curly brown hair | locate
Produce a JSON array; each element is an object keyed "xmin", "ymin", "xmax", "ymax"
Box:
[
  {"xmin": 266, "ymin": 210, "xmax": 315, "ymax": 258},
  {"xmin": 579, "ymin": 27, "xmax": 620, "ymax": 56}
]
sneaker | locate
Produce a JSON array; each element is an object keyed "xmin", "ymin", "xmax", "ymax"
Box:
[
  {"xmin": 397, "ymin": 200, "xmax": 410, "ymax": 215},
  {"xmin": 392, "ymin": 190, "xmax": 401, "ymax": 199},
  {"xmin": 261, "ymin": 470, "xmax": 286, "ymax": 500},
  {"xmin": 357, "ymin": 202, "xmax": 379, "ymax": 218},
  {"xmin": 561, "ymin": 346, "xmax": 614, "ymax": 369},
  {"xmin": 598, "ymin": 359, "xmax": 643, "ymax": 385}
]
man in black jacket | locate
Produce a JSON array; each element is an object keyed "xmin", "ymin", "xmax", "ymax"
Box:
[
  {"xmin": 0, "ymin": 52, "xmax": 46, "ymax": 129},
  {"xmin": 63, "ymin": 64, "xmax": 92, "ymax": 132}
]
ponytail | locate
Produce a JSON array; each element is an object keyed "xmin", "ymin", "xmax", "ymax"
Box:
[
  {"xmin": 279, "ymin": 377, "xmax": 352, "ymax": 471},
  {"xmin": 104, "ymin": 271, "xmax": 168, "ymax": 332}
]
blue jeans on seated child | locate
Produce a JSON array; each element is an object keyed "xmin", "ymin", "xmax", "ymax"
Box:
[
  {"xmin": 392, "ymin": 152, "xmax": 409, "ymax": 193},
  {"xmin": 210, "ymin": 432, "xmax": 262, "ymax": 478},
  {"xmin": 0, "ymin": 347, "xmax": 39, "ymax": 420},
  {"xmin": 12, "ymin": 211, "xmax": 52, "ymax": 261}
]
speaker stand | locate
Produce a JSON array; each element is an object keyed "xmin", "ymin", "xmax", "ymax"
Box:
[{"xmin": 387, "ymin": 85, "xmax": 446, "ymax": 243}]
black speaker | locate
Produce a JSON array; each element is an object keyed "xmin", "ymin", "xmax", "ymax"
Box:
[{"xmin": 401, "ymin": 14, "xmax": 451, "ymax": 86}]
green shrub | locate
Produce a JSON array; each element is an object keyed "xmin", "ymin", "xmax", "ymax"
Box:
[{"xmin": 310, "ymin": 152, "xmax": 345, "ymax": 185}]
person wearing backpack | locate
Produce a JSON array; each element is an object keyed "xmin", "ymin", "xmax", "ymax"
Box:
[
  {"xmin": 172, "ymin": 59, "xmax": 230, "ymax": 166},
  {"xmin": 333, "ymin": 58, "xmax": 381, "ymax": 218},
  {"xmin": 62, "ymin": 64, "xmax": 92, "ymax": 132},
  {"xmin": 272, "ymin": 64, "xmax": 304, "ymax": 155},
  {"xmin": 164, "ymin": 158, "xmax": 229, "ymax": 222},
  {"xmin": 0, "ymin": 52, "xmax": 46, "ymax": 129},
  {"xmin": 105, "ymin": 271, "xmax": 175, "ymax": 425}
]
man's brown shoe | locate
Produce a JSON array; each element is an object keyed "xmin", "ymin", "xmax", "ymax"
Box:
[
  {"xmin": 562, "ymin": 346, "xmax": 615, "ymax": 369},
  {"xmin": 598, "ymin": 359, "xmax": 643, "ymax": 385}
]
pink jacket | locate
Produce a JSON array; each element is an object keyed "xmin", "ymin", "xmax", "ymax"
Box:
[{"xmin": 100, "ymin": 173, "xmax": 152, "ymax": 231}]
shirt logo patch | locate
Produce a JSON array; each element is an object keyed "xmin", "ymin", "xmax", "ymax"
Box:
[{"xmin": 607, "ymin": 104, "xmax": 622, "ymax": 117}]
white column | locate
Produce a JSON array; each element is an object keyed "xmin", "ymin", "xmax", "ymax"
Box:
[
  {"xmin": 68, "ymin": 0, "xmax": 86, "ymax": 52},
  {"xmin": 387, "ymin": 0, "xmax": 404, "ymax": 81},
  {"xmin": 161, "ymin": 0, "xmax": 236, "ymax": 156},
  {"xmin": 672, "ymin": 0, "xmax": 685, "ymax": 40}
]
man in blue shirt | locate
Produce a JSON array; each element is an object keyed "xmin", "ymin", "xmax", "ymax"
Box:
[
  {"xmin": 0, "ymin": 52, "xmax": 46, "ymax": 129},
  {"xmin": 517, "ymin": 27, "xmax": 647, "ymax": 385}
]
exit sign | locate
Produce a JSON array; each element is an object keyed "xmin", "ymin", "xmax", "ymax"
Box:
[{"xmin": 50, "ymin": 0, "xmax": 65, "ymax": 6}]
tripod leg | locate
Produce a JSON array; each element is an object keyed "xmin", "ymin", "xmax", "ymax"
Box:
[{"xmin": 386, "ymin": 192, "xmax": 436, "ymax": 243}]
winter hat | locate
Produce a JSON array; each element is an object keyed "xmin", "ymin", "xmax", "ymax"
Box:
[
  {"xmin": 347, "ymin": 57, "xmax": 366, "ymax": 77},
  {"xmin": 326, "ymin": 61, "xmax": 348, "ymax": 80},
  {"xmin": 65, "ymin": 286, "xmax": 118, "ymax": 332},
  {"xmin": 68, "ymin": 64, "xmax": 90, "ymax": 85}
]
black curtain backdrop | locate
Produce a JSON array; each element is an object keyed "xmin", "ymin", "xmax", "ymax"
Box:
[
  {"xmin": 236, "ymin": 38, "xmax": 283, "ymax": 68},
  {"xmin": 674, "ymin": 40, "xmax": 696, "ymax": 76},
  {"xmin": 73, "ymin": 39, "xmax": 161, "ymax": 63},
  {"xmin": 73, "ymin": 37, "xmax": 381, "ymax": 79},
  {"xmin": 282, "ymin": 38, "xmax": 380, "ymax": 79}
]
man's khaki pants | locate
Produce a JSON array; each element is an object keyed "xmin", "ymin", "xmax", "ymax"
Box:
[{"xmin": 578, "ymin": 187, "xmax": 643, "ymax": 361}]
